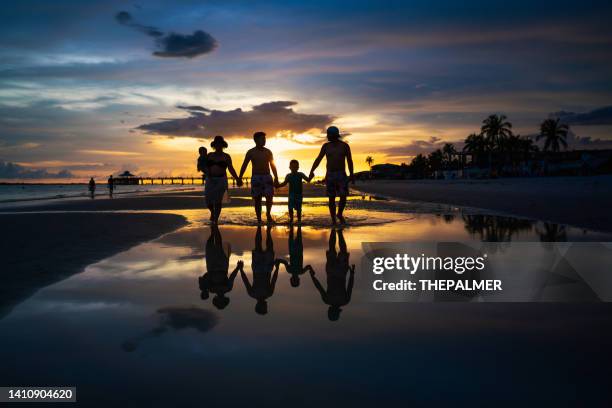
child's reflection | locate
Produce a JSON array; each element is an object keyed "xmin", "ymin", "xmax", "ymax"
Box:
[
  {"xmin": 275, "ymin": 225, "xmax": 313, "ymax": 287},
  {"xmin": 309, "ymin": 229, "xmax": 355, "ymax": 321},
  {"xmin": 199, "ymin": 225, "xmax": 242, "ymax": 310},
  {"xmin": 241, "ymin": 225, "xmax": 278, "ymax": 315}
]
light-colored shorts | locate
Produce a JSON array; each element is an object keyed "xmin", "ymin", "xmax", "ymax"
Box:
[
  {"xmin": 325, "ymin": 171, "xmax": 349, "ymax": 197},
  {"xmin": 251, "ymin": 174, "xmax": 274, "ymax": 198}
]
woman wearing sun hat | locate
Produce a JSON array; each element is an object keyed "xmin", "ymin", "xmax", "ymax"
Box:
[{"xmin": 205, "ymin": 135, "xmax": 241, "ymax": 223}]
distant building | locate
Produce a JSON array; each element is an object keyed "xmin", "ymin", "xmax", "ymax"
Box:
[{"xmin": 116, "ymin": 170, "xmax": 139, "ymax": 185}]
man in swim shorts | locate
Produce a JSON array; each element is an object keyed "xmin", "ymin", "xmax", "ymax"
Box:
[
  {"xmin": 238, "ymin": 131, "xmax": 279, "ymax": 224},
  {"xmin": 309, "ymin": 126, "xmax": 354, "ymax": 225}
]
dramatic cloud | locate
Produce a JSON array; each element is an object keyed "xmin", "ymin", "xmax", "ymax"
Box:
[
  {"xmin": 381, "ymin": 136, "xmax": 454, "ymax": 159},
  {"xmin": 566, "ymin": 131, "xmax": 612, "ymax": 150},
  {"xmin": 137, "ymin": 101, "xmax": 335, "ymax": 141},
  {"xmin": 0, "ymin": 161, "xmax": 74, "ymax": 179},
  {"xmin": 551, "ymin": 106, "xmax": 612, "ymax": 126},
  {"xmin": 177, "ymin": 105, "xmax": 209, "ymax": 112},
  {"xmin": 115, "ymin": 11, "xmax": 217, "ymax": 58},
  {"xmin": 153, "ymin": 31, "xmax": 217, "ymax": 58},
  {"xmin": 115, "ymin": 11, "xmax": 163, "ymax": 38}
]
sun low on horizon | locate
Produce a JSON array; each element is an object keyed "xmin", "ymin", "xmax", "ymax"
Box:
[{"xmin": 1, "ymin": 1, "xmax": 612, "ymax": 183}]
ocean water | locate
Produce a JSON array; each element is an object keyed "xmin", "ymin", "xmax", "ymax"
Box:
[
  {"xmin": 0, "ymin": 183, "xmax": 200, "ymax": 204},
  {"xmin": 2, "ymin": 204, "xmax": 612, "ymax": 405}
]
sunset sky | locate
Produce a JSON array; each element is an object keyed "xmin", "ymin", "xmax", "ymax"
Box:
[{"xmin": 1, "ymin": 0, "xmax": 612, "ymax": 181}]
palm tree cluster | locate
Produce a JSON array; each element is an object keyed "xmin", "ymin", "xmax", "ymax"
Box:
[{"xmin": 406, "ymin": 114, "xmax": 570, "ymax": 177}]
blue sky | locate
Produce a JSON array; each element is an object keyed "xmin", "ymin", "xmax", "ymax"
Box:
[{"xmin": 1, "ymin": 0, "xmax": 612, "ymax": 179}]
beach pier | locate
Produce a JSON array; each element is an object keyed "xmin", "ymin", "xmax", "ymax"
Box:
[{"xmin": 113, "ymin": 176, "xmax": 250, "ymax": 187}]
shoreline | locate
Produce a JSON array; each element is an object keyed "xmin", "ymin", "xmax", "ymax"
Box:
[
  {"xmin": 353, "ymin": 175, "xmax": 612, "ymax": 233},
  {"xmin": 1, "ymin": 212, "xmax": 187, "ymax": 319}
]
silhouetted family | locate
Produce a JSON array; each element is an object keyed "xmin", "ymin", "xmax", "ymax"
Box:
[
  {"xmin": 199, "ymin": 224, "xmax": 355, "ymax": 321},
  {"xmin": 198, "ymin": 126, "xmax": 354, "ymax": 226}
]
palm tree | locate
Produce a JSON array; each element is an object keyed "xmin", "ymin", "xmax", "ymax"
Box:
[
  {"xmin": 463, "ymin": 133, "xmax": 487, "ymax": 166},
  {"xmin": 481, "ymin": 114, "xmax": 513, "ymax": 149},
  {"xmin": 480, "ymin": 114, "xmax": 513, "ymax": 174},
  {"xmin": 427, "ymin": 149, "xmax": 444, "ymax": 177},
  {"xmin": 442, "ymin": 143, "xmax": 457, "ymax": 167},
  {"xmin": 537, "ymin": 118, "xmax": 568, "ymax": 152},
  {"xmin": 365, "ymin": 156, "xmax": 374, "ymax": 169},
  {"xmin": 518, "ymin": 135, "xmax": 538, "ymax": 161},
  {"xmin": 410, "ymin": 154, "xmax": 428, "ymax": 178}
]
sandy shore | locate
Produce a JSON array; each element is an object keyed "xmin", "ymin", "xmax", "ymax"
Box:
[
  {"xmin": 353, "ymin": 175, "xmax": 612, "ymax": 232},
  {"xmin": 2, "ymin": 185, "xmax": 330, "ymax": 212},
  {"xmin": 1, "ymin": 212, "xmax": 187, "ymax": 319}
]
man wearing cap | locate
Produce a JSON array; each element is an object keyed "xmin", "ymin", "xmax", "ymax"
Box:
[
  {"xmin": 309, "ymin": 126, "xmax": 354, "ymax": 225},
  {"xmin": 238, "ymin": 131, "xmax": 279, "ymax": 224}
]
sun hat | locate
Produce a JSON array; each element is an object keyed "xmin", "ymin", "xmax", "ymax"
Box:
[{"xmin": 211, "ymin": 135, "xmax": 228, "ymax": 148}]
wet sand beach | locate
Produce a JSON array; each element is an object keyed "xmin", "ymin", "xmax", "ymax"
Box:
[
  {"xmin": 2, "ymin": 202, "xmax": 612, "ymax": 405},
  {"xmin": 1, "ymin": 212, "xmax": 187, "ymax": 319},
  {"xmin": 354, "ymin": 175, "xmax": 612, "ymax": 233}
]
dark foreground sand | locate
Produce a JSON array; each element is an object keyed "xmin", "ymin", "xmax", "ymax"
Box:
[
  {"xmin": 354, "ymin": 175, "xmax": 612, "ymax": 232},
  {"xmin": 1, "ymin": 212, "xmax": 187, "ymax": 319}
]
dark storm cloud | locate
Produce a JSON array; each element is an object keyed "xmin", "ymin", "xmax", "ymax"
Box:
[
  {"xmin": 115, "ymin": 11, "xmax": 217, "ymax": 58},
  {"xmin": 137, "ymin": 101, "xmax": 335, "ymax": 140},
  {"xmin": 0, "ymin": 161, "xmax": 74, "ymax": 179},
  {"xmin": 153, "ymin": 31, "xmax": 217, "ymax": 58},
  {"xmin": 115, "ymin": 11, "xmax": 163, "ymax": 38},
  {"xmin": 552, "ymin": 106, "xmax": 612, "ymax": 126}
]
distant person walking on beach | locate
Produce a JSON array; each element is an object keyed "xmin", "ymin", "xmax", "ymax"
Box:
[
  {"xmin": 88, "ymin": 177, "xmax": 96, "ymax": 198},
  {"xmin": 309, "ymin": 126, "xmax": 354, "ymax": 225},
  {"xmin": 238, "ymin": 131, "xmax": 279, "ymax": 224},
  {"xmin": 205, "ymin": 136, "xmax": 241, "ymax": 224},
  {"xmin": 107, "ymin": 175, "xmax": 114, "ymax": 197}
]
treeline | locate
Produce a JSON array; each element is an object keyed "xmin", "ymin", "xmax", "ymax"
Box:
[{"xmin": 406, "ymin": 114, "xmax": 569, "ymax": 176}]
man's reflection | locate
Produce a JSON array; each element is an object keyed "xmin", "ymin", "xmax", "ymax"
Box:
[
  {"xmin": 275, "ymin": 225, "xmax": 313, "ymax": 287},
  {"xmin": 241, "ymin": 225, "xmax": 278, "ymax": 315},
  {"xmin": 309, "ymin": 229, "xmax": 355, "ymax": 321},
  {"xmin": 199, "ymin": 225, "xmax": 242, "ymax": 310}
]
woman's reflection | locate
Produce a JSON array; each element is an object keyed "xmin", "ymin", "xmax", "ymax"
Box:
[
  {"xmin": 275, "ymin": 225, "xmax": 313, "ymax": 287},
  {"xmin": 241, "ymin": 225, "xmax": 278, "ymax": 315},
  {"xmin": 199, "ymin": 225, "xmax": 242, "ymax": 310},
  {"xmin": 309, "ymin": 229, "xmax": 355, "ymax": 321}
]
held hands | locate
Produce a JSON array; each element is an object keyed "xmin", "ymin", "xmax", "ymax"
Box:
[
  {"xmin": 236, "ymin": 178, "xmax": 243, "ymax": 187},
  {"xmin": 237, "ymin": 260, "xmax": 244, "ymax": 270}
]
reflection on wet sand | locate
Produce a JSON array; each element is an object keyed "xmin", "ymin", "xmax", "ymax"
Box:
[
  {"xmin": 122, "ymin": 306, "xmax": 218, "ymax": 352},
  {"xmin": 199, "ymin": 225, "xmax": 241, "ymax": 310},
  {"xmin": 309, "ymin": 229, "xmax": 355, "ymax": 321},
  {"xmin": 462, "ymin": 214, "xmax": 535, "ymax": 241},
  {"xmin": 199, "ymin": 225, "xmax": 357, "ymax": 319},
  {"xmin": 241, "ymin": 226, "xmax": 278, "ymax": 315},
  {"xmin": 4, "ymin": 205, "xmax": 612, "ymax": 405},
  {"xmin": 275, "ymin": 225, "xmax": 314, "ymax": 287}
]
